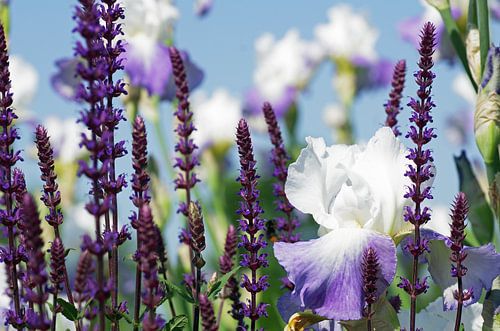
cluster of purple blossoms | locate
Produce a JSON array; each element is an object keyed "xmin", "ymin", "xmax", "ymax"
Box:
[
  {"xmin": 262, "ymin": 102, "xmax": 299, "ymax": 243},
  {"xmin": 73, "ymin": 0, "xmax": 129, "ymax": 328},
  {"xmin": 384, "ymin": 60, "xmax": 406, "ymax": 137},
  {"xmin": 236, "ymin": 119, "xmax": 269, "ymax": 330},
  {"xmin": 398, "ymin": 22, "xmax": 437, "ymax": 331},
  {"xmin": 0, "ymin": 23, "xmax": 25, "ymax": 328}
]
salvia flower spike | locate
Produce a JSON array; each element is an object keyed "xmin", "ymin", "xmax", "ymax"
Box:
[
  {"xmin": 138, "ymin": 204, "xmax": 165, "ymax": 331},
  {"xmin": 236, "ymin": 118, "xmax": 269, "ymax": 330},
  {"xmin": 384, "ymin": 60, "xmax": 406, "ymax": 136},
  {"xmin": 49, "ymin": 237, "xmax": 66, "ymax": 331},
  {"xmin": 262, "ymin": 102, "xmax": 299, "ymax": 243},
  {"xmin": 0, "ymin": 22, "xmax": 24, "ymax": 328},
  {"xmin": 362, "ymin": 247, "xmax": 380, "ymax": 331},
  {"xmin": 199, "ymin": 294, "xmax": 217, "ymax": 331},
  {"xmin": 19, "ymin": 193, "xmax": 50, "ymax": 330},
  {"xmin": 399, "ymin": 21, "xmax": 437, "ymax": 331},
  {"xmin": 449, "ymin": 192, "xmax": 472, "ymax": 331},
  {"xmin": 35, "ymin": 125, "xmax": 75, "ymax": 308}
]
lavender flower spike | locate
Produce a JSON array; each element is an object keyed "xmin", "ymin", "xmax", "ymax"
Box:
[
  {"xmin": 449, "ymin": 193, "xmax": 472, "ymax": 331},
  {"xmin": 0, "ymin": 22, "xmax": 24, "ymax": 328},
  {"xmin": 236, "ymin": 118, "xmax": 269, "ymax": 329},
  {"xmin": 49, "ymin": 237, "xmax": 66, "ymax": 331},
  {"xmin": 262, "ymin": 102, "xmax": 299, "ymax": 243},
  {"xmin": 138, "ymin": 204, "xmax": 165, "ymax": 331},
  {"xmin": 35, "ymin": 125, "xmax": 76, "ymax": 310},
  {"xmin": 362, "ymin": 247, "xmax": 380, "ymax": 331},
  {"xmin": 99, "ymin": 2, "xmax": 128, "ymax": 322},
  {"xmin": 199, "ymin": 294, "xmax": 217, "ymax": 331},
  {"xmin": 19, "ymin": 193, "xmax": 50, "ymax": 330},
  {"xmin": 384, "ymin": 60, "xmax": 406, "ymax": 136},
  {"xmin": 73, "ymin": 1, "xmax": 111, "ymax": 328},
  {"xmin": 399, "ymin": 22, "xmax": 437, "ymax": 331}
]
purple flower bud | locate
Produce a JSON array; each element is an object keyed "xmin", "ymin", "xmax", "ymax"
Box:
[
  {"xmin": 362, "ymin": 247, "xmax": 379, "ymax": 307},
  {"xmin": 74, "ymin": 250, "xmax": 94, "ymax": 305},
  {"xmin": 49, "ymin": 238, "xmax": 66, "ymax": 290},
  {"xmin": 384, "ymin": 60, "xmax": 406, "ymax": 136},
  {"xmin": 262, "ymin": 102, "xmax": 299, "ymax": 243}
]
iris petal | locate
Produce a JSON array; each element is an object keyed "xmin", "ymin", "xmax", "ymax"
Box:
[{"xmin": 274, "ymin": 228, "xmax": 396, "ymax": 320}]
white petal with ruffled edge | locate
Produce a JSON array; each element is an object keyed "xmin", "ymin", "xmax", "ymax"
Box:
[
  {"xmin": 351, "ymin": 127, "xmax": 413, "ymax": 236},
  {"xmin": 274, "ymin": 228, "xmax": 396, "ymax": 320},
  {"xmin": 285, "ymin": 136, "xmax": 357, "ymax": 229},
  {"xmin": 424, "ymin": 230, "xmax": 500, "ymax": 310}
]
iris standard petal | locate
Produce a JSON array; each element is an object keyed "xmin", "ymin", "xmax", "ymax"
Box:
[
  {"xmin": 274, "ymin": 228, "xmax": 396, "ymax": 320},
  {"xmin": 284, "ymin": 136, "xmax": 357, "ymax": 229},
  {"xmin": 424, "ymin": 230, "xmax": 500, "ymax": 310}
]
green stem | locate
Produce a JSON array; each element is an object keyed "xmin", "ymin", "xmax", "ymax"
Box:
[
  {"xmin": 477, "ymin": 0, "xmax": 490, "ymax": 76},
  {"xmin": 439, "ymin": 7, "xmax": 479, "ymax": 92}
]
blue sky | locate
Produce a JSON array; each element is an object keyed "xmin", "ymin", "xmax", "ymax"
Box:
[{"xmin": 7, "ymin": 0, "xmax": 499, "ymax": 207}]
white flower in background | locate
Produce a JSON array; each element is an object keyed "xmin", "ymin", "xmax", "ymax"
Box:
[
  {"xmin": 323, "ymin": 103, "xmax": 347, "ymax": 127},
  {"xmin": 444, "ymin": 73, "xmax": 475, "ymax": 145},
  {"xmin": 399, "ymin": 297, "xmax": 484, "ymax": 330},
  {"xmin": 192, "ymin": 88, "xmax": 242, "ymax": 147},
  {"xmin": 44, "ymin": 117, "xmax": 86, "ymax": 163},
  {"xmin": 121, "ymin": 0, "xmax": 179, "ymax": 69},
  {"xmin": 10, "ymin": 55, "xmax": 38, "ymax": 117},
  {"xmin": 314, "ymin": 4, "xmax": 378, "ymax": 61},
  {"xmin": 253, "ymin": 29, "xmax": 323, "ymax": 103}
]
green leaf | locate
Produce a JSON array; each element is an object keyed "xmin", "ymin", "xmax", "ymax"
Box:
[
  {"xmin": 207, "ymin": 266, "xmax": 242, "ymax": 300},
  {"xmin": 162, "ymin": 315, "xmax": 188, "ymax": 331},
  {"xmin": 341, "ymin": 297, "xmax": 400, "ymax": 331},
  {"xmin": 481, "ymin": 276, "xmax": 500, "ymax": 330},
  {"xmin": 57, "ymin": 298, "xmax": 79, "ymax": 322},
  {"xmin": 160, "ymin": 278, "xmax": 194, "ymax": 304},
  {"xmin": 439, "ymin": 7, "xmax": 478, "ymax": 91},
  {"xmin": 454, "ymin": 151, "xmax": 494, "ymax": 244}
]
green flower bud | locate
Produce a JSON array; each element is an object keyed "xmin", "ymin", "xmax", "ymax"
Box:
[
  {"xmin": 425, "ymin": 0, "xmax": 450, "ymax": 10},
  {"xmin": 475, "ymin": 46, "xmax": 500, "ymax": 175}
]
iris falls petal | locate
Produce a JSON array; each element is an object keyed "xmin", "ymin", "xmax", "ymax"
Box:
[{"xmin": 274, "ymin": 228, "xmax": 396, "ymax": 320}]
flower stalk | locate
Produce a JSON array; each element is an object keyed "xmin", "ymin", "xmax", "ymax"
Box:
[
  {"xmin": 236, "ymin": 119, "xmax": 269, "ymax": 330},
  {"xmin": 399, "ymin": 22, "xmax": 437, "ymax": 331},
  {"xmin": 384, "ymin": 60, "xmax": 406, "ymax": 136}
]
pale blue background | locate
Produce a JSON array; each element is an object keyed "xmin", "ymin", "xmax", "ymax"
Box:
[{"xmin": 7, "ymin": 0, "xmax": 499, "ymax": 208}]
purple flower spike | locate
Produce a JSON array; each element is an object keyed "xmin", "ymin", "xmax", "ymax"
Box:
[
  {"xmin": 362, "ymin": 247, "xmax": 379, "ymax": 330},
  {"xmin": 236, "ymin": 118, "xmax": 268, "ymax": 329},
  {"xmin": 0, "ymin": 23, "xmax": 24, "ymax": 327},
  {"xmin": 384, "ymin": 60, "xmax": 406, "ymax": 136},
  {"xmin": 49, "ymin": 237, "xmax": 66, "ymax": 330},
  {"xmin": 19, "ymin": 193, "xmax": 50, "ymax": 330},
  {"xmin": 399, "ymin": 22, "xmax": 437, "ymax": 331},
  {"xmin": 262, "ymin": 102, "xmax": 299, "ymax": 243},
  {"xmin": 73, "ymin": 0, "xmax": 111, "ymax": 327},
  {"xmin": 138, "ymin": 204, "xmax": 164, "ymax": 331},
  {"xmin": 199, "ymin": 294, "xmax": 217, "ymax": 331},
  {"xmin": 74, "ymin": 250, "xmax": 94, "ymax": 306}
]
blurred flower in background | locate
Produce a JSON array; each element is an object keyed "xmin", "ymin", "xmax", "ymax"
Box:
[
  {"xmin": 192, "ymin": 88, "xmax": 242, "ymax": 150},
  {"xmin": 244, "ymin": 29, "xmax": 323, "ymax": 117},
  {"xmin": 43, "ymin": 116, "xmax": 86, "ymax": 164},
  {"xmin": 194, "ymin": 0, "xmax": 213, "ymax": 17},
  {"xmin": 10, "ymin": 55, "xmax": 38, "ymax": 118},
  {"xmin": 445, "ymin": 73, "xmax": 476, "ymax": 146}
]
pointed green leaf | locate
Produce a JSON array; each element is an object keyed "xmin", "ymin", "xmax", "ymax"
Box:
[
  {"xmin": 454, "ymin": 151, "xmax": 494, "ymax": 244},
  {"xmin": 207, "ymin": 266, "xmax": 242, "ymax": 300},
  {"xmin": 160, "ymin": 278, "xmax": 194, "ymax": 304},
  {"xmin": 57, "ymin": 298, "xmax": 79, "ymax": 322},
  {"xmin": 163, "ymin": 315, "xmax": 188, "ymax": 331}
]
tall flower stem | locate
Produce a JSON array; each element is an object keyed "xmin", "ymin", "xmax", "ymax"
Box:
[
  {"xmin": 168, "ymin": 46, "xmax": 201, "ymax": 330},
  {"xmin": 449, "ymin": 192, "xmax": 472, "ymax": 331},
  {"xmin": 398, "ymin": 22, "xmax": 437, "ymax": 331},
  {"xmin": 73, "ymin": 1, "xmax": 110, "ymax": 329},
  {"xmin": 0, "ymin": 23, "xmax": 22, "ymax": 328},
  {"xmin": 35, "ymin": 125, "xmax": 81, "ymax": 331},
  {"xmin": 236, "ymin": 119, "xmax": 269, "ymax": 330}
]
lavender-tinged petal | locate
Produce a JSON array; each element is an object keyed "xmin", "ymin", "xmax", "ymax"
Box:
[
  {"xmin": 243, "ymin": 86, "xmax": 297, "ymax": 118},
  {"xmin": 277, "ymin": 291, "xmax": 302, "ymax": 322},
  {"xmin": 424, "ymin": 230, "xmax": 500, "ymax": 310},
  {"xmin": 352, "ymin": 58, "xmax": 393, "ymax": 92},
  {"xmin": 50, "ymin": 57, "xmax": 81, "ymax": 101},
  {"xmin": 160, "ymin": 50, "xmax": 204, "ymax": 101},
  {"xmin": 274, "ymin": 228, "xmax": 396, "ymax": 320}
]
